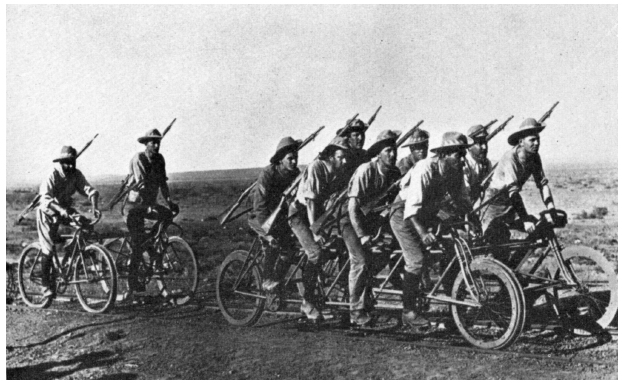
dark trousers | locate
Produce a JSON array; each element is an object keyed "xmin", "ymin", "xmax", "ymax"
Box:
[
  {"xmin": 248, "ymin": 216, "xmax": 297, "ymax": 281},
  {"xmin": 125, "ymin": 203, "xmax": 173, "ymax": 291}
]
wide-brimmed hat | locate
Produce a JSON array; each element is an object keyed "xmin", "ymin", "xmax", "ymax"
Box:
[
  {"xmin": 336, "ymin": 119, "xmax": 369, "ymax": 137},
  {"xmin": 138, "ymin": 129, "xmax": 164, "ymax": 144},
  {"xmin": 507, "ymin": 118, "xmax": 545, "ymax": 146},
  {"xmin": 466, "ymin": 124, "xmax": 488, "ymax": 144},
  {"xmin": 53, "ymin": 146, "xmax": 78, "ymax": 163},
  {"xmin": 401, "ymin": 129, "xmax": 430, "ymax": 148},
  {"xmin": 430, "ymin": 132, "xmax": 472, "ymax": 153},
  {"xmin": 270, "ymin": 136, "xmax": 302, "ymax": 164},
  {"xmin": 325, "ymin": 136, "xmax": 350, "ymax": 152},
  {"xmin": 368, "ymin": 130, "xmax": 401, "ymax": 157}
]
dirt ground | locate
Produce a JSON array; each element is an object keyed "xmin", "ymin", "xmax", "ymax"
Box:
[
  {"xmin": 5, "ymin": 163, "xmax": 618, "ymax": 379},
  {"xmin": 5, "ymin": 301, "xmax": 618, "ymax": 380}
]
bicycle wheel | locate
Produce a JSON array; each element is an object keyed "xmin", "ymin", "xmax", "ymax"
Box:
[
  {"xmin": 216, "ymin": 250, "xmax": 265, "ymax": 326},
  {"xmin": 104, "ymin": 237, "xmax": 132, "ymax": 296},
  {"xmin": 155, "ymin": 236, "xmax": 198, "ymax": 298},
  {"xmin": 552, "ymin": 246, "xmax": 618, "ymax": 335},
  {"xmin": 74, "ymin": 244, "xmax": 118, "ymax": 313},
  {"xmin": 451, "ymin": 258, "xmax": 524, "ymax": 350},
  {"xmin": 17, "ymin": 243, "xmax": 53, "ymax": 309}
]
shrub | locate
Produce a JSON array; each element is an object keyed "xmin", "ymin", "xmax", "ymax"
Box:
[{"xmin": 575, "ymin": 206, "xmax": 608, "ymax": 220}]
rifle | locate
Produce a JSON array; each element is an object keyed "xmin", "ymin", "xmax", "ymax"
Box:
[
  {"xmin": 259, "ymin": 115, "xmax": 363, "ymax": 234},
  {"xmin": 218, "ymin": 124, "xmax": 327, "ymax": 227},
  {"xmin": 486, "ymin": 115, "xmax": 514, "ymax": 142},
  {"xmin": 539, "ymin": 101, "xmax": 559, "ymax": 124},
  {"xmin": 106, "ymin": 118, "xmax": 177, "ymax": 211},
  {"xmin": 310, "ymin": 121, "xmax": 425, "ymax": 235},
  {"xmin": 15, "ymin": 134, "xmax": 100, "ymax": 225},
  {"xmin": 483, "ymin": 119, "xmax": 498, "ymax": 130},
  {"xmin": 367, "ymin": 105, "xmax": 382, "ymax": 126}
]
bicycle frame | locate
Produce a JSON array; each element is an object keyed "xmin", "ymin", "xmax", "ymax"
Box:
[
  {"xmin": 469, "ymin": 225, "xmax": 581, "ymax": 293},
  {"xmin": 230, "ymin": 225, "xmax": 492, "ymax": 312}
]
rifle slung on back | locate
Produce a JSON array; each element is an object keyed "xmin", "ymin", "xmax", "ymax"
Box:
[{"xmin": 220, "ymin": 124, "xmax": 328, "ymax": 228}]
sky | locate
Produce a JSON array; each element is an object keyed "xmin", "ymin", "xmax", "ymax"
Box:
[{"xmin": 5, "ymin": 5, "xmax": 618, "ymax": 186}]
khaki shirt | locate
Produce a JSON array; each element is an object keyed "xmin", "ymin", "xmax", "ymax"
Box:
[
  {"xmin": 397, "ymin": 154, "xmax": 419, "ymax": 176},
  {"xmin": 251, "ymin": 164, "xmax": 300, "ymax": 224},
  {"xmin": 129, "ymin": 152, "xmax": 168, "ymax": 205},
  {"xmin": 295, "ymin": 159, "xmax": 339, "ymax": 207},
  {"xmin": 348, "ymin": 158, "xmax": 401, "ymax": 208},
  {"xmin": 400, "ymin": 156, "xmax": 469, "ymax": 220},
  {"xmin": 463, "ymin": 153, "xmax": 493, "ymax": 203},
  {"xmin": 487, "ymin": 147, "xmax": 549, "ymax": 198},
  {"xmin": 38, "ymin": 163, "xmax": 98, "ymax": 215}
]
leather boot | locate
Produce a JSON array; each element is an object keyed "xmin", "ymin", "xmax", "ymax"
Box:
[
  {"xmin": 39, "ymin": 252, "xmax": 53, "ymax": 289},
  {"xmin": 302, "ymin": 261, "xmax": 320, "ymax": 302},
  {"xmin": 262, "ymin": 245, "xmax": 279, "ymax": 291},
  {"xmin": 402, "ymin": 272, "xmax": 430, "ymax": 332}
]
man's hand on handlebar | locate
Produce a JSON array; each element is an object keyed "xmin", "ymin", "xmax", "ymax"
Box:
[
  {"xmin": 523, "ymin": 221, "xmax": 536, "ymax": 233},
  {"xmin": 359, "ymin": 235, "xmax": 372, "ymax": 247},
  {"xmin": 421, "ymin": 232, "xmax": 437, "ymax": 246},
  {"xmin": 59, "ymin": 208, "xmax": 71, "ymax": 219},
  {"xmin": 168, "ymin": 201, "xmax": 180, "ymax": 216}
]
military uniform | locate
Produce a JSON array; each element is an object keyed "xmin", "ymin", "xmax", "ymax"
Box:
[
  {"xmin": 343, "ymin": 157, "xmax": 400, "ymax": 312},
  {"xmin": 463, "ymin": 152, "xmax": 493, "ymax": 204},
  {"xmin": 480, "ymin": 146, "xmax": 548, "ymax": 236},
  {"xmin": 37, "ymin": 164, "xmax": 98, "ymax": 255}
]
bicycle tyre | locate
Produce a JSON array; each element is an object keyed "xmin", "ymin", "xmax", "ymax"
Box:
[
  {"xmin": 216, "ymin": 250, "xmax": 265, "ymax": 326},
  {"xmin": 17, "ymin": 243, "xmax": 53, "ymax": 309},
  {"xmin": 103, "ymin": 237, "xmax": 132, "ymax": 296},
  {"xmin": 553, "ymin": 245, "xmax": 618, "ymax": 335},
  {"xmin": 155, "ymin": 236, "xmax": 198, "ymax": 299},
  {"xmin": 451, "ymin": 258, "xmax": 524, "ymax": 350},
  {"xmin": 74, "ymin": 244, "xmax": 118, "ymax": 313},
  {"xmin": 489, "ymin": 258, "xmax": 527, "ymax": 343}
]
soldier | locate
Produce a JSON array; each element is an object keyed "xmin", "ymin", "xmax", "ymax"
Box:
[
  {"xmin": 288, "ymin": 136, "xmax": 349, "ymax": 320},
  {"xmin": 36, "ymin": 146, "xmax": 100, "ymax": 297},
  {"xmin": 124, "ymin": 129, "xmax": 179, "ymax": 301},
  {"xmin": 480, "ymin": 118, "xmax": 555, "ymax": 244},
  {"xmin": 248, "ymin": 137, "xmax": 301, "ymax": 291},
  {"xmin": 389, "ymin": 132, "xmax": 471, "ymax": 332},
  {"xmin": 343, "ymin": 130, "xmax": 402, "ymax": 326},
  {"xmin": 334, "ymin": 119, "xmax": 370, "ymax": 189},
  {"xmin": 397, "ymin": 129, "xmax": 430, "ymax": 176},
  {"xmin": 463, "ymin": 125, "xmax": 493, "ymax": 205}
]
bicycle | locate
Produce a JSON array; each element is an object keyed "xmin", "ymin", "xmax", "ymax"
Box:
[
  {"xmin": 103, "ymin": 212, "xmax": 198, "ymax": 304},
  {"xmin": 470, "ymin": 209, "xmax": 618, "ymax": 336},
  {"xmin": 17, "ymin": 213, "xmax": 118, "ymax": 314},
  {"xmin": 216, "ymin": 220, "xmax": 526, "ymax": 350}
]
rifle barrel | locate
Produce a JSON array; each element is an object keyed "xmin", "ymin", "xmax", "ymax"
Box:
[
  {"xmin": 367, "ymin": 106, "xmax": 382, "ymax": 126},
  {"xmin": 538, "ymin": 102, "xmax": 559, "ymax": 124},
  {"xmin": 396, "ymin": 120, "xmax": 424, "ymax": 147},
  {"xmin": 162, "ymin": 118, "xmax": 177, "ymax": 137},
  {"xmin": 77, "ymin": 134, "xmax": 99, "ymax": 158}
]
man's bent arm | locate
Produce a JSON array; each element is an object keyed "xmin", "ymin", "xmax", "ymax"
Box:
[
  {"xmin": 540, "ymin": 185, "xmax": 555, "ymax": 210},
  {"xmin": 348, "ymin": 197, "xmax": 367, "ymax": 238}
]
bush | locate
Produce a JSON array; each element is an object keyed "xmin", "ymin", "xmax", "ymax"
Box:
[{"xmin": 575, "ymin": 206, "xmax": 608, "ymax": 220}]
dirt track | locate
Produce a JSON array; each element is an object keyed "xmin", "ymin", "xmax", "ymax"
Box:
[{"xmin": 5, "ymin": 299, "xmax": 617, "ymax": 380}]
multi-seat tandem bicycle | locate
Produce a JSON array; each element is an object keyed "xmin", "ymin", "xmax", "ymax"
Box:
[{"xmin": 216, "ymin": 208, "xmax": 617, "ymax": 350}]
